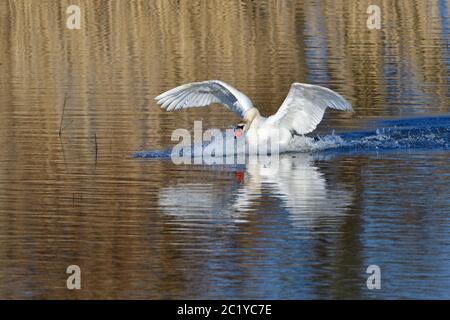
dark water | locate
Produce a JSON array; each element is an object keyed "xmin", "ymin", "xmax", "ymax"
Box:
[{"xmin": 0, "ymin": 0, "xmax": 449, "ymax": 299}]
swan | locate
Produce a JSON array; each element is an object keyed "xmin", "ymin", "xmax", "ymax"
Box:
[{"xmin": 155, "ymin": 80, "xmax": 353, "ymax": 152}]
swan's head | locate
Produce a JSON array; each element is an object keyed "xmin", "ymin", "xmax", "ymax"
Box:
[{"xmin": 235, "ymin": 108, "xmax": 260, "ymax": 138}]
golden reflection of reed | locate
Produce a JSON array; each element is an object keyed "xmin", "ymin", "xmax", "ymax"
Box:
[{"xmin": 0, "ymin": 0, "xmax": 449, "ymax": 298}]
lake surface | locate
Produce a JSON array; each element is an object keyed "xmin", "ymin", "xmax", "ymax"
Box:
[{"xmin": 0, "ymin": 0, "xmax": 449, "ymax": 299}]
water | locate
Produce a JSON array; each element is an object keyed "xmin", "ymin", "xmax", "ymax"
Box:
[{"xmin": 0, "ymin": 0, "xmax": 449, "ymax": 299}]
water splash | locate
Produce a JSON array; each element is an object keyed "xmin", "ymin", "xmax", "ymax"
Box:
[
  {"xmin": 133, "ymin": 115, "xmax": 450, "ymax": 159},
  {"xmin": 310, "ymin": 115, "xmax": 450, "ymax": 153}
]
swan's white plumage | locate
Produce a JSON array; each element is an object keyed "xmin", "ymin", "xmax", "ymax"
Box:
[
  {"xmin": 155, "ymin": 80, "xmax": 253, "ymax": 118},
  {"xmin": 266, "ymin": 83, "xmax": 353, "ymax": 134},
  {"xmin": 155, "ymin": 80, "xmax": 353, "ymax": 148}
]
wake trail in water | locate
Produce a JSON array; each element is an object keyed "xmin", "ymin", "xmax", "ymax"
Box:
[{"xmin": 133, "ymin": 115, "xmax": 450, "ymax": 159}]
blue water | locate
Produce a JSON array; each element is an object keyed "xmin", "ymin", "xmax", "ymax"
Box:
[
  {"xmin": 133, "ymin": 115, "xmax": 450, "ymax": 159},
  {"xmin": 130, "ymin": 115, "xmax": 450, "ymax": 299}
]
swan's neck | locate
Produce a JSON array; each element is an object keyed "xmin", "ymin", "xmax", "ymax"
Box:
[{"xmin": 244, "ymin": 108, "xmax": 262, "ymax": 128}]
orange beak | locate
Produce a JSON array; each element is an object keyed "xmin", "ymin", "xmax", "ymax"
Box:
[{"xmin": 234, "ymin": 128, "xmax": 243, "ymax": 138}]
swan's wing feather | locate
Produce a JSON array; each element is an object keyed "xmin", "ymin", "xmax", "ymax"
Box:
[
  {"xmin": 155, "ymin": 80, "xmax": 253, "ymax": 119},
  {"xmin": 267, "ymin": 83, "xmax": 353, "ymax": 134}
]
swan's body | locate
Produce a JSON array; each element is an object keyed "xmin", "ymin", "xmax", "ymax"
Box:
[{"xmin": 155, "ymin": 80, "xmax": 353, "ymax": 151}]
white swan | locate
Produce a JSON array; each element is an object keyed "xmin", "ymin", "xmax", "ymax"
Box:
[{"xmin": 155, "ymin": 80, "xmax": 353, "ymax": 151}]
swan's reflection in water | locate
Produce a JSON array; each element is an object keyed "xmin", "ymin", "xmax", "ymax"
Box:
[
  {"xmin": 158, "ymin": 154, "xmax": 353, "ymax": 229},
  {"xmin": 157, "ymin": 153, "xmax": 358, "ymax": 298}
]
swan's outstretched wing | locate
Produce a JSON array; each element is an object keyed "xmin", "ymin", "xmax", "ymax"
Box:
[
  {"xmin": 266, "ymin": 83, "xmax": 353, "ymax": 134},
  {"xmin": 155, "ymin": 80, "xmax": 254, "ymax": 119}
]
